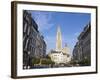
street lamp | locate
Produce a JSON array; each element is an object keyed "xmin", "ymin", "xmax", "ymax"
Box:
[{"xmin": 27, "ymin": 51, "xmax": 31, "ymax": 69}]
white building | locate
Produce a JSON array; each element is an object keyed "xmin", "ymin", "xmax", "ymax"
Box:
[{"xmin": 49, "ymin": 50, "xmax": 71, "ymax": 64}]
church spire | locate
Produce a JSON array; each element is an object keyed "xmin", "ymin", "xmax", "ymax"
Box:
[{"xmin": 56, "ymin": 25, "xmax": 62, "ymax": 51}]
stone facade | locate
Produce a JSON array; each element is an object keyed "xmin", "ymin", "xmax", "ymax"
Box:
[
  {"xmin": 73, "ymin": 22, "xmax": 91, "ymax": 66},
  {"xmin": 49, "ymin": 48, "xmax": 71, "ymax": 64},
  {"xmin": 23, "ymin": 10, "xmax": 46, "ymax": 69}
]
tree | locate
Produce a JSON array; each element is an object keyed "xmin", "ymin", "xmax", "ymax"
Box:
[
  {"xmin": 46, "ymin": 55, "xmax": 51, "ymax": 59},
  {"xmin": 78, "ymin": 58, "xmax": 90, "ymax": 66},
  {"xmin": 32, "ymin": 57, "xmax": 40, "ymax": 65},
  {"xmin": 41, "ymin": 59, "xmax": 55, "ymax": 65}
]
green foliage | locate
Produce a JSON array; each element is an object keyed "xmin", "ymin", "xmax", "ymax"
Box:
[
  {"xmin": 31, "ymin": 55, "xmax": 55, "ymax": 66},
  {"xmin": 78, "ymin": 58, "xmax": 90, "ymax": 66},
  {"xmin": 46, "ymin": 55, "xmax": 51, "ymax": 59},
  {"xmin": 32, "ymin": 58, "xmax": 40, "ymax": 64},
  {"xmin": 41, "ymin": 59, "xmax": 55, "ymax": 65},
  {"xmin": 70, "ymin": 59, "xmax": 77, "ymax": 64}
]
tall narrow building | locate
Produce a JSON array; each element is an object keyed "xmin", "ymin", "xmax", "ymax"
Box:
[{"xmin": 56, "ymin": 26, "xmax": 62, "ymax": 51}]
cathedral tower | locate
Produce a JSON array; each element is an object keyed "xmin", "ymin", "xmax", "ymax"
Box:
[{"xmin": 56, "ymin": 26, "xmax": 62, "ymax": 51}]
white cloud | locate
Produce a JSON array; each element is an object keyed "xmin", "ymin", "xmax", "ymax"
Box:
[{"xmin": 30, "ymin": 11, "xmax": 54, "ymax": 32}]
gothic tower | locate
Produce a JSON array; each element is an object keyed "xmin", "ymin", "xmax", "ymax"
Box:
[{"xmin": 56, "ymin": 26, "xmax": 62, "ymax": 51}]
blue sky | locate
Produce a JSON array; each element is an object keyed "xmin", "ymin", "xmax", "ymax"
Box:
[{"xmin": 28, "ymin": 10, "xmax": 91, "ymax": 54}]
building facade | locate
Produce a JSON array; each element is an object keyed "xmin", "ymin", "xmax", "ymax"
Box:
[
  {"xmin": 23, "ymin": 10, "xmax": 46, "ymax": 69},
  {"xmin": 72, "ymin": 23, "xmax": 91, "ymax": 66},
  {"xmin": 49, "ymin": 50, "xmax": 70, "ymax": 64}
]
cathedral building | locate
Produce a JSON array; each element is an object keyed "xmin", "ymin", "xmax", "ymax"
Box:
[{"xmin": 48, "ymin": 26, "xmax": 71, "ymax": 64}]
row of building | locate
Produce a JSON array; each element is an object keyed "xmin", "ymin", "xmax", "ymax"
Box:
[
  {"xmin": 72, "ymin": 22, "xmax": 91, "ymax": 66},
  {"xmin": 23, "ymin": 10, "xmax": 46, "ymax": 69}
]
